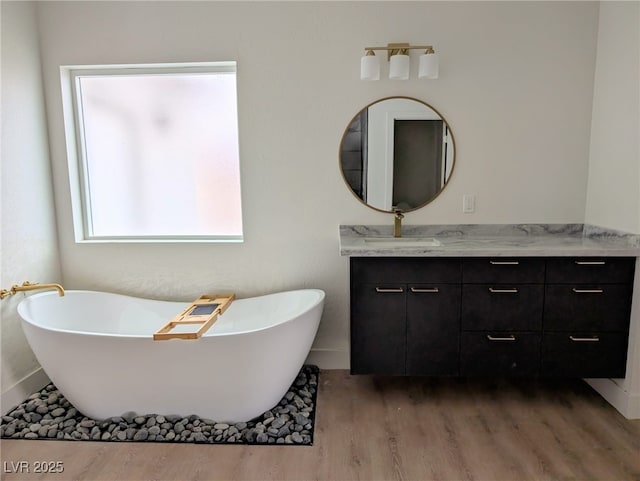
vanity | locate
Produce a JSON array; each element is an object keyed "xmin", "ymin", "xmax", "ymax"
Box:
[
  {"xmin": 338, "ymin": 97, "xmax": 640, "ymax": 380},
  {"xmin": 341, "ymin": 225, "xmax": 639, "ymax": 378}
]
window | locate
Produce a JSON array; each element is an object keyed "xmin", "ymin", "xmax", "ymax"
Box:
[{"xmin": 61, "ymin": 62, "xmax": 243, "ymax": 242}]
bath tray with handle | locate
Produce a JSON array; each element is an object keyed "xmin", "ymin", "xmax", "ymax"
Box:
[{"xmin": 153, "ymin": 293, "xmax": 235, "ymax": 341}]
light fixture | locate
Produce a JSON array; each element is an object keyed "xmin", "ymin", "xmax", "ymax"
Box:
[
  {"xmin": 360, "ymin": 43, "xmax": 438, "ymax": 81},
  {"xmin": 389, "ymin": 48, "xmax": 410, "ymax": 80},
  {"xmin": 360, "ymin": 50, "xmax": 380, "ymax": 81},
  {"xmin": 418, "ymin": 46, "xmax": 439, "ymax": 79}
]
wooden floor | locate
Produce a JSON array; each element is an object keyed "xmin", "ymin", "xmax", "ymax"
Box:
[{"xmin": 2, "ymin": 370, "xmax": 639, "ymax": 481}]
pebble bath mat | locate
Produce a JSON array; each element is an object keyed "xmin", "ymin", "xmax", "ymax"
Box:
[{"xmin": 1, "ymin": 365, "xmax": 318, "ymax": 446}]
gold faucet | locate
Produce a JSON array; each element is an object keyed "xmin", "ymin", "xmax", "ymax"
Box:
[
  {"xmin": 393, "ymin": 209, "xmax": 404, "ymax": 238},
  {"xmin": 5, "ymin": 281, "xmax": 65, "ymax": 298}
]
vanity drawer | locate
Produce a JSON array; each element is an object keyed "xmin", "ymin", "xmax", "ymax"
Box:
[
  {"xmin": 461, "ymin": 284, "xmax": 544, "ymax": 330},
  {"xmin": 351, "ymin": 257, "xmax": 461, "ymax": 284},
  {"xmin": 463, "ymin": 258, "xmax": 545, "ymax": 284},
  {"xmin": 541, "ymin": 332, "xmax": 628, "ymax": 378},
  {"xmin": 545, "ymin": 257, "xmax": 635, "ymax": 284},
  {"xmin": 460, "ymin": 332, "xmax": 540, "ymax": 377},
  {"xmin": 543, "ymin": 285, "xmax": 633, "ymax": 331}
]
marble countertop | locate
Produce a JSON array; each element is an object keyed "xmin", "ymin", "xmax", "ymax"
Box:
[{"xmin": 339, "ymin": 224, "xmax": 640, "ymax": 257}]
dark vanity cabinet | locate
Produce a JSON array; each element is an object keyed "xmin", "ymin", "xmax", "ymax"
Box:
[
  {"xmin": 350, "ymin": 256, "xmax": 635, "ymax": 378},
  {"xmin": 460, "ymin": 258, "xmax": 545, "ymax": 377},
  {"xmin": 542, "ymin": 258, "xmax": 635, "ymax": 378},
  {"xmin": 350, "ymin": 258, "xmax": 461, "ymax": 375}
]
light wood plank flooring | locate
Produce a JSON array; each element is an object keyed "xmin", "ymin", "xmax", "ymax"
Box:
[{"xmin": 2, "ymin": 370, "xmax": 639, "ymax": 481}]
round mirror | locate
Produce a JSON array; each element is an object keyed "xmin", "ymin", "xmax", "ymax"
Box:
[{"xmin": 339, "ymin": 96, "xmax": 455, "ymax": 213}]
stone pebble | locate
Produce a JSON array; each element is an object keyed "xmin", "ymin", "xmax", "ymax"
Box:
[{"xmin": 0, "ymin": 366, "xmax": 317, "ymax": 446}]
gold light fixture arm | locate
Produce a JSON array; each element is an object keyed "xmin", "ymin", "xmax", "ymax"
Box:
[
  {"xmin": 1, "ymin": 281, "xmax": 66, "ymax": 299},
  {"xmin": 365, "ymin": 43, "xmax": 435, "ymax": 60}
]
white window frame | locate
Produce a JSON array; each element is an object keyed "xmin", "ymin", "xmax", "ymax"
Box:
[{"xmin": 60, "ymin": 62, "xmax": 243, "ymax": 243}]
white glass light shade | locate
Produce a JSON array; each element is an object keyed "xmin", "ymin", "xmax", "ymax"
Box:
[
  {"xmin": 418, "ymin": 52, "xmax": 439, "ymax": 79},
  {"xmin": 389, "ymin": 54, "xmax": 410, "ymax": 80},
  {"xmin": 360, "ymin": 54, "xmax": 380, "ymax": 81}
]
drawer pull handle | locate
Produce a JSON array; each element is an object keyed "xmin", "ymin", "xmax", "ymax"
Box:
[
  {"xmin": 572, "ymin": 288, "xmax": 604, "ymax": 294},
  {"xmin": 569, "ymin": 335, "xmax": 600, "ymax": 342},
  {"xmin": 489, "ymin": 261, "xmax": 519, "ymax": 265},
  {"xmin": 575, "ymin": 261, "xmax": 606, "ymax": 265},
  {"xmin": 375, "ymin": 287, "xmax": 404, "ymax": 293},
  {"xmin": 410, "ymin": 287, "xmax": 439, "ymax": 293},
  {"xmin": 489, "ymin": 287, "xmax": 519, "ymax": 293},
  {"xmin": 487, "ymin": 335, "xmax": 516, "ymax": 341}
]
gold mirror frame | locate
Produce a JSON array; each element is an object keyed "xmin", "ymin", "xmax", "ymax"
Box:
[{"xmin": 339, "ymin": 96, "xmax": 456, "ymax": 214}]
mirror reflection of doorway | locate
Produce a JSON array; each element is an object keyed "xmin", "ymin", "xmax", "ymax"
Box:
[{"xmin": 393, "ymin": 119, "xmax": 444, "ymax": 209}]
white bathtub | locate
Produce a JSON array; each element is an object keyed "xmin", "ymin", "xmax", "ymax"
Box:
[{"xmin": 17, "ymin": 289, "xmax": 324, "ymax": 422}]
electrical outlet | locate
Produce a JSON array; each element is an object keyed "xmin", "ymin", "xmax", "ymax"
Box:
[{"xmin": 463, "ymin": 194, "xmax": 475, "ymax": 213}]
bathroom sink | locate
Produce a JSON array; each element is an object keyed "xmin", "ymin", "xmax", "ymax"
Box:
[{"xmin": 364, "ymin": 237, "xmax": 442, "ymax": 247}]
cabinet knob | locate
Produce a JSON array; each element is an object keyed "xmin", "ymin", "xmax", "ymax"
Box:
[
  {"xmin": 489, "ymin": 261, "xmax": 519, "ymax": 265},
  {"xmin": 574, "ymin": 260, "xmax": 606, "ymax": 265},
  {"xmin": 571, "ymin": 288, "xmax": 604, "ymax": 294}
]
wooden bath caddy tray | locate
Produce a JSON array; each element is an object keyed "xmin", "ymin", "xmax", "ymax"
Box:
[{"xmin": 153, "ymin": 293, "xmax": 235, "ymax": 341}]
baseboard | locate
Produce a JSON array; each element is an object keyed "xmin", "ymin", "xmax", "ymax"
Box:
[
  {"xmin": 1, "ymin": 368, "xmax": 50, "ymax": 415},
  {"xmin": 586, "ymin": 378, "xmax": 640, "ymax": 419},
  {"xmin": 305, "ymin": 348, "xmax": 349, "ymax": 370}
]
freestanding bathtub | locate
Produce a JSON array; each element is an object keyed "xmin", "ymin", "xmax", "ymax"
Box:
[{"xmin": 17, "ymin": 289, "xmax": 324, "ymax": 422}]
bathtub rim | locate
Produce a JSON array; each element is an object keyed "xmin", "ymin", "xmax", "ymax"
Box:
[{"xmin": 17, "ymin": 288, "xmax": 325, "ymax": 340}]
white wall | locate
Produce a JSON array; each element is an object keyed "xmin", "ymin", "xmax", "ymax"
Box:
[
  {"xmin": 584, "ymin": 1, "xmax": 640, "ymax": 418},
  {"xmin": 1, "ymin": 1, "xmax": 62, "ymax": 408},
  {"xmin": 32, "ymin": 1, "xmax": 600, "ymax": 368},
  {"xmin": 585, "ymin": 2, "xmax": 640, "ymax": 234}
]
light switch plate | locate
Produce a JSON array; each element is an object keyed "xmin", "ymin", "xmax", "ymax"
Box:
[{"xmin": 463, "ymin": 194, "xmax": 475, "ymax": 213}]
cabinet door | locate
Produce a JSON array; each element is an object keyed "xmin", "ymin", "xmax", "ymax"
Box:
[
  {"xmin": 351, "ymin": 284, "xmax": 406, "ymax": 375},
  {"xmin": 463, "ymin": 258, "xmax": 546, "ymax": 283},
  {"xmin": 546, "ymin": 257, "xmax": 635, "ymax": 284},
  {"xmin": 461, "ymin": 284, "xmax": 544, "ymax": 330},
  {"xmin": 460, "ymin": 332, "xmax": 541, "ymax": 377},
  {"xmin": 406, "ymin": 284, "xmax": 461, "ymax": 376},
  {"xmin": 542, "ymin": 332, "xmax": 628, "ymax": 378},
  {"xmin": 351, "ymin": 257, "xmax": 461, "ymax": 283},
  {"xmin": 544, "ymin": 285, "xmax": 633, "ymax": 331}
]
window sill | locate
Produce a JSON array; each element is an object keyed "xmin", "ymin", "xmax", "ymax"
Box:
[{"xmin": 75, "ymin": 236, "xmax": 244, "ymax": 244}]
